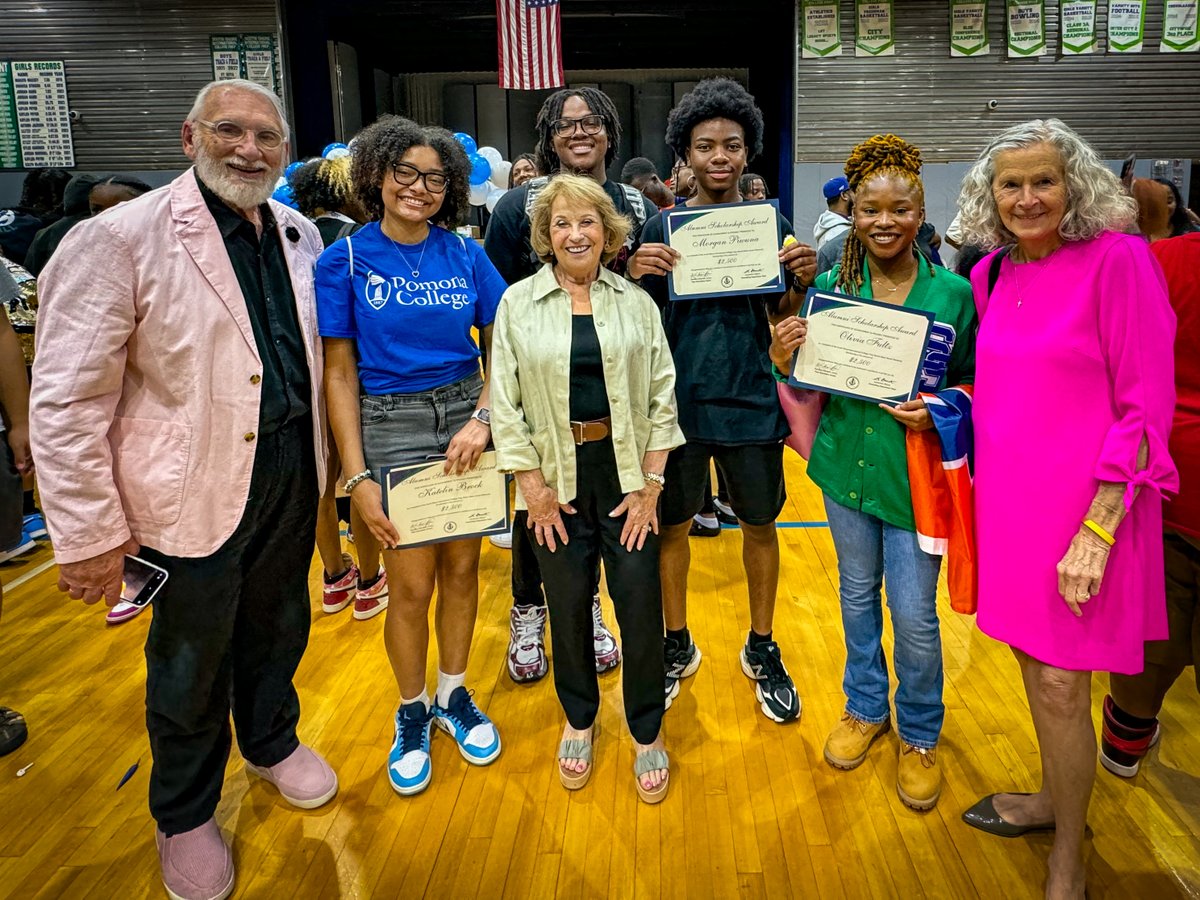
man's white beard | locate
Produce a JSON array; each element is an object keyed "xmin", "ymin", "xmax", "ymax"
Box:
[{"xmin": 195, "ymin": 146, "xmax": 280, "ymax": 211}]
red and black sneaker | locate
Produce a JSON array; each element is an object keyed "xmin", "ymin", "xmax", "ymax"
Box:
[{"xmin": 1100, "ymin": 694, "xmax": 1160, "ymax": 778}]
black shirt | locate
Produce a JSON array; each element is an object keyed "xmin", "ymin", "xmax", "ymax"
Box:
[
  {"xmin": 636, "ymin": 202, "xmax": 792, "ymax": 445},
  {"xmin": 569, "ymin": 315, "xmax": 611, "ymax": 422},
  {"xmin": 483, "ymin": 175, "xmax": 650, "ymax": 285},
  {"xmin": 199, "ymin": 178, "xmax": 310, "ymax": 434}
]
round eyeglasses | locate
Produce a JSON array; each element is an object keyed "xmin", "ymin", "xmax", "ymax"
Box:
[
  {"xmin": 551, "ymin": 115, "xmax": 605, "ymax": 138},
  {"xmin": 196, "ymin": 119, "xmax": 285, "ymax": 150}
]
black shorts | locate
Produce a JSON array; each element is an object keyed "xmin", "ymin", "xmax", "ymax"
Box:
[
  {"xmin": 662, "ymin": 441, "xmax": 785, "ymax": 528},
  {"xmin": 0, "ymin": 440, "xmax": 23, "ymax": 550}
]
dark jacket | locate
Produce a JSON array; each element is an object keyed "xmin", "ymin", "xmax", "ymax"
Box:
[{"xmin": 24, "ymin": 174, "xmax": 101, "ymax": 275}]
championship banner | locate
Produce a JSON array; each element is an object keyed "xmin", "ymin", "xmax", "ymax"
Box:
[
  {"xmin": 801, "ymin": 1, "xmax": 842, "ymax": 58},
  {"xmin": 1161, "ymin": 0, "xmax": 1200, "ymax": 51},
  {"xmin": 856, "ymin": 1, "xmax": 895, "ymax": 56},
  {"xmin": 1061, "ymin": 1, "xmax": 1099, "ymax": 53},
  {"xmin": 950, "ymin": 1, "xmax": 991, "ymax": 56},
  {"xmin": 1006, "ymin": 1, "xmax": 1046, "ymax": 56},
  {"xmin": 1108, "ymin": 0, "xmax": 1147, "ymax": 52}
]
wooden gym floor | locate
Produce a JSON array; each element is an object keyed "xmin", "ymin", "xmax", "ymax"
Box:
[{"xmin": 0, "ymin": 453, "xmax": 1197, "ymax": 899}]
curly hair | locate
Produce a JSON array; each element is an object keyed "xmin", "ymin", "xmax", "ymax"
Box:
[
  {"xmin": 348, "ymin": 115, "xmax": 471, "ymax": 226},
  {"xmin": 836, "ymin": 134, "xmax": 925, "ymax": 294},
  {"xmin": 665, "ymin": 77, "xmax": 764, "ymax": 163},
  {"xmin": 533, "ymin": 88, "xmax": 621, "ymax": 176},
  {"xmin": 291, "ymin": 156, "xmax": 354, "ymax": 219},
  {"xmin": 529, "ymin": 174, "xmax": 631, "ymax": 267},
  {"xmin": 956, "ymin": 119, "xmax": 1136, "ymax": 251},
  {"xmin": 509, "ymin": 152, "xmax": 539, "ymax": 188}
]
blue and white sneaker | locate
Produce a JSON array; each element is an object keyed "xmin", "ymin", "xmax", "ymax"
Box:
[
  {"xmin": 433, "ymin": 686, "xmax": 501, "ymax": 765},
  {"xmin": 388, "ymin": 701, "xmax": 433, "ymax": 796},
  {"xmin": 22, "ymin": 513, "xmax": 48, "ymax": 540}
]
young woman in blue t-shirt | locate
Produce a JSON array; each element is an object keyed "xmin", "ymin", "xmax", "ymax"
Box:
[{"xmin": 316, "ymin": 117, "xmax": 508, "ymax": 797}]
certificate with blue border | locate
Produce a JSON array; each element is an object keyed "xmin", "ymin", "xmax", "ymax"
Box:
[
  {"xmin": 381, "ymin": 450, "xmax": 510, "ymax": 548},
  {"xmin": 664, "ymin": 199, "xmax": 786, "ymax": 301},
  {"xmin": 787, "ymin": 288, "xmax": 935, "ymax": 406}
]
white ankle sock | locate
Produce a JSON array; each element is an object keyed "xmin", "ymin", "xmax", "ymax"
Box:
[
  {"xmin": 436, "ymin": 670, "xmax": 466, "ymax": 708},
  {"xmin": 401, "ymin": 688, "xmax": 430, "ymax": 712}
]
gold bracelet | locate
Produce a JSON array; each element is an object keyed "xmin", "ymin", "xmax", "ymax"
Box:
[{"xmin": 1082, "ymin": 518, "xmax": 1116, "ymax": 546}]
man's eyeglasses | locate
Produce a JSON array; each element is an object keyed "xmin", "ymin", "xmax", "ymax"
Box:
[
  {"xmin": 391, "ymin": 162, "xmax": 449, "ymax": 194},
  {"xmin": 551, "ymin": 115, "xmax": 605, "ymax": 138},
  {"xmin": 196, "ymin": 119, "xmax": 285, "ymax": 150}
]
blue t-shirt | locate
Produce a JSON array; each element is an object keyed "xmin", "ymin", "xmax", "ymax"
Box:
[{"xmin": 316, "ymin": 222, "xmax": 506, "ymax": 394}]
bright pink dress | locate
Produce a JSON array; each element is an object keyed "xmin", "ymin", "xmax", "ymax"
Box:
[{"xmin": 971, "ymin": 232, "xmax": 1178, "ymax": 674}]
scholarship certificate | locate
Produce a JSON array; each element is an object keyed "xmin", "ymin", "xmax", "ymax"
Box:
[
  {"xmin": 381, "ymin": 450, "xmax": 510, "ymax": 548},
  {"xmin": 788, "ymin": 288, "xmax": 935, "ymax": 406},
  {"xmin": 664, "ymin": 200, "xmax": 787, "ymax": 301}
]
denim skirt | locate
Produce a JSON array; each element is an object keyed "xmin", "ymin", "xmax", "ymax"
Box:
[{"xmin": 360, "ymin": 371, "xmax": 482, "ymax": 475}]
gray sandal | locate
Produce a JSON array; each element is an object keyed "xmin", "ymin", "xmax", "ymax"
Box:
[
  {"xmin": 634, "ymin": 747, "xmax": 669, "ymax": 803},
  {"xmin": 559, "ymin": 727, "xmax": 595, "ymax": 790}
]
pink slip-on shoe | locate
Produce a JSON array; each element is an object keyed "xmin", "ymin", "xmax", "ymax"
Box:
[
  {"xmin": 245, "ymin": 744, "xmax": 338, "ymax": 809},
  {"xmin": 155, "ymin": 818, "xmax": 234, "ymax": 900}
]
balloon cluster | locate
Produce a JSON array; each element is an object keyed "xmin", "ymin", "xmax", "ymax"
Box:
[
  {"xmin": 273, "ymin": 141, "xmax": 355, "ymax": 209},
  {"xmin": 453, "ymin": 132, "xmax": 515, "ymax": 213}
]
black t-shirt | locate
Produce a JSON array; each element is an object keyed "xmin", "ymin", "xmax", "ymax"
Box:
[
  {"xmin": 483, "ymin": 175, "xmax": 649, "ymax": 285},
  {"xmin": 569, "ymin": 314, "xmax": 611, "ymax": 422},
  {"xmin": 636, "ymin": 203, "xmax": 792, "ymax": 445}
]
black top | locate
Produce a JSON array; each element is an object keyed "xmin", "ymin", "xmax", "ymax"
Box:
[
  {"xmin": 483, "ymin": 176, "xmax": 649, "ymax": 285},
  {"xmin": 199, "ymin": 178, "xmax": 310, "ymax": 434},
  {"xmin": 636, "ymin": 203, "xmax": 792, "ymax": 445},
  {"xmin": 569, "ymin": 314, "xmax": 611, "ymax": 422},
  {"xmin": 314, "ymin": 215, "xmax": 360, "ymax": 249}
]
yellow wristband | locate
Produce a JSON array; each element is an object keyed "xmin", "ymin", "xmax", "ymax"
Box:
[{"xmin": 1082, "ymin": 519, "xmax": 1115, "ymax": 546}]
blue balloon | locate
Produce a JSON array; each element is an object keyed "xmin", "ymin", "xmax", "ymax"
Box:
[
  {"xmin": 468, "ymin": 153, "xmax": 492, "ymax": 186},
  {"xmin": 272, "ymin": 184, "xmax": 299, "ymax": 210},
  {"xmin": 322, "ymin": 142, "xmax": 349, "ymax": 158},
  {"xmin": 284, "ymin": 161, "xmax": 305, "ymax": 182},
  {"xmin": 453, "ymin": 132, "xmax": 478, "ymax": 154}
]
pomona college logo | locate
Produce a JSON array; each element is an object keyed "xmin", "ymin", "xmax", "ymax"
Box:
[{"xmin": 364, "ymin": 271, "xmax": 391, "ymax": 310}]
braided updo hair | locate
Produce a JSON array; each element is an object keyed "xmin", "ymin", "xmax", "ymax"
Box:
[{"xmin": 836, "ymin": 134, "xmax": 925, "ymax": 294}]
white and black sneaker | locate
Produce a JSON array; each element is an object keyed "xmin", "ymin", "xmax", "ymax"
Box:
[
  {"xmin": 664, "ymin": 632, "xmax": 701, "ymax": 710},
  {"xmin": 740, "ymin": 640, "xmax": 801, "ymax": 723}
]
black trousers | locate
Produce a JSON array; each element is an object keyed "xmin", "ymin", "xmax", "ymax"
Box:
[
  {"xmin": 141, "ymin": 418, "xmax": 318, "ymax": 835},
  {"xmin": 512, "ymin": 512, "xmax": 603, "ymax": 607},
  {"xmin": 531, "ymin": 439, "xmax": 665, "ymax": 744}
]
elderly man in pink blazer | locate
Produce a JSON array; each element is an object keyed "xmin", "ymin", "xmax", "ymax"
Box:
[{"xmin": 30, "ymin": 79, "xmax": 333, "ymax": 900}]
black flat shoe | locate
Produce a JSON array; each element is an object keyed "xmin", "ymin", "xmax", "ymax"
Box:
[
  {"xmin": 689, "ymin": 519, "xmax": 720, "ymax": 538},
  {"xmin": 0, "ymin": 707, "xmax": 28, "ymax": 757},
  {"xmin": 962, "ymin": 793, "xmax": 1056, "ymax": 837}
]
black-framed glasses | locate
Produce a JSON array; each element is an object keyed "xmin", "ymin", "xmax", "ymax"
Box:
[
  {"xmin": 391, "ymin": 162, "xmax": 449, "ymax": 193},
  {"xmin": 196, "ymin": 119, "xmax": 285, "ymax": 150},
  {"xmin": 551, "ymin": 114, "xmax": 605, "ymax": 137}
]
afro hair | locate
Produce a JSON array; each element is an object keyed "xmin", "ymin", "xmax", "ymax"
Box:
[{"xmin": 665, "ymin": 78, "xmax": 764, "ymax": 163}]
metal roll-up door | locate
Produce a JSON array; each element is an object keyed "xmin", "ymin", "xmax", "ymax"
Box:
[
  {"xmin": 794, "ymin": 0, "xmax": 1200, "ymax": 162},
  {"xmin": 1, "ymin": 0, "xmax": 282, "ymax": 171}
]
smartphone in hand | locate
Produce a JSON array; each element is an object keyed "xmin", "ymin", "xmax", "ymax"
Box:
[{"xmin": 121, "ymin": 555, "xmax": 169, "ymax": 608}]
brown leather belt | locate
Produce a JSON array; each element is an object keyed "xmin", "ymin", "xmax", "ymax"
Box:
[{"xmin": 570, "ymin": 416, "xmax": 612, "ymax": 445}]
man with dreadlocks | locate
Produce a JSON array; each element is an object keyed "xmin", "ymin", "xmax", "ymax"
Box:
[
  {"xmin": 771, "ymin": 134, "xmax": 976, "ymax": 810},
  {"xmin": 485, "ymin": 87, "xmax": 647, "ymax": 687},
  {"xmin": 628, "ymin": 77, "xmax": 817, "ymax": 724}
]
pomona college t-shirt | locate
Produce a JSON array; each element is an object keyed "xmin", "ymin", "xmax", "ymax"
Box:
[{"xmin": 316, "ymin": 222, "xmax": 506, "ymax": 394}]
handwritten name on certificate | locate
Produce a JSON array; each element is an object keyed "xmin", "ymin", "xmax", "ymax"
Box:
[
  {"xmin": 382, "ymin": 450, "xmax": 510, "ymax": 548},
  {"xmin": 788, "ymin": 289, "xmax": 935, "ymax": 406},
  {"xmin": 664, "ymin": 200, "xmax": 786, "ymax": 301}
]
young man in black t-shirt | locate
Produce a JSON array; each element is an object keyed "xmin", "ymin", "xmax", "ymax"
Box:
[
  {"xmin": 629, "ymin": 78, "xmax": 817, "ymax": 724},
  {"xmin": 484, "ymin": 87, "xmax": 652, "ymax": 686}
]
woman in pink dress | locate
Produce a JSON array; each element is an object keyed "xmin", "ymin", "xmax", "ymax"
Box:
[{"xmin": 954, "ymin": 119, "xmax": 1177, "ymax": 899}]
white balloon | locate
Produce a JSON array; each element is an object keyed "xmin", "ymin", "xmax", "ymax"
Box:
[
  {"xmin": 489, "ymin": 160, "xmax": 512, "ymax": 189},
  {"xmin": 477, "ymin": 146, "xmax": 503, "ymax": 168},
  {"xmin": 469, "ymin": 182, "xmax": 490, "ymax": 206},
  {"xmin": 326, "ymin": 147, "xmax": 351, "ymax": 160},
  {"xmin": 485, "ymin": 186, "xmax": 507, "ymax": 213}
]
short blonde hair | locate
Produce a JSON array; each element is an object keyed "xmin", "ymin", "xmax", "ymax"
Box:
[
  {"xmin": 529, "ymin": 174, "xmax": 632, "ymax": 266},
  {"xmin": 957, "ymin": 119, "xmax": 1135, "ymax": 250}
]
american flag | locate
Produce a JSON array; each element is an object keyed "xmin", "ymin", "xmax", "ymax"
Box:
[{"xmin": 497, "ymin": 0, "xmax": 564, "ymax": 91}]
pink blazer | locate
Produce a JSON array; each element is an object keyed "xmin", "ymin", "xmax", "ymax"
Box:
[{"xmin": 30, "ymin": 168, "xmax": 328, "ymax": 564}]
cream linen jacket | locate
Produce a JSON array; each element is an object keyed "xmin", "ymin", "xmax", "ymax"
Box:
[
  {"xmin": 29, "ymin": 168, "xmax": 327, "ymax": 564},
  {"xmin": 491, "ymin": 264, "xmax": 684, "ymax": 507}
]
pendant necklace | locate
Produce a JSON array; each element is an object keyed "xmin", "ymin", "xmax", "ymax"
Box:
[
  {"xmin": 1010, "ymin": 253, "xmax": 1053, "ymax": 309},
  {"xmin": 389, "ymin": 230, "xmax": 428, "ymax": 278}
]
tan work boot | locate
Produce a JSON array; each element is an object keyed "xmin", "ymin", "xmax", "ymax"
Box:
[
  {"xmin": 897, "ymin": 743, "xmax": 941, "ymax": 810},
  {"xmin": 824, "ymin": 712, "xmax": 890, "ymax": 769}
]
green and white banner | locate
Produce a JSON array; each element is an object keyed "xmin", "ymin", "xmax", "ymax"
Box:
[
  {"xmin": 801, "ymin": 1, "xmax": 842, "ymax": 58},
  {"xmin": 1061, "ymin": 1, "xmax": 1098, "ymax": 53},
  {"xmin": 856, "ymin": 1, "xmax": 895, "ymax": 56},
  {"xmin": 950, "ymin": 1, "xmax": 991, "ymax": 56},
  {"xmin": 1161, "ymin": 0, "xmax": 1200, "ymax": 51},
  {"xmin": 1108, "ymin": 0, "xmax": 1147, "ymax": 52},
  {"xmin": 1006, "ymin": 1, "xmax": 1046, "ymax": 56}
]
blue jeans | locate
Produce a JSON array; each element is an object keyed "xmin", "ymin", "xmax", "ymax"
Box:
[{"xmin": 823, "ymin": 496, "xmax": 945, "ymax": 748}]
